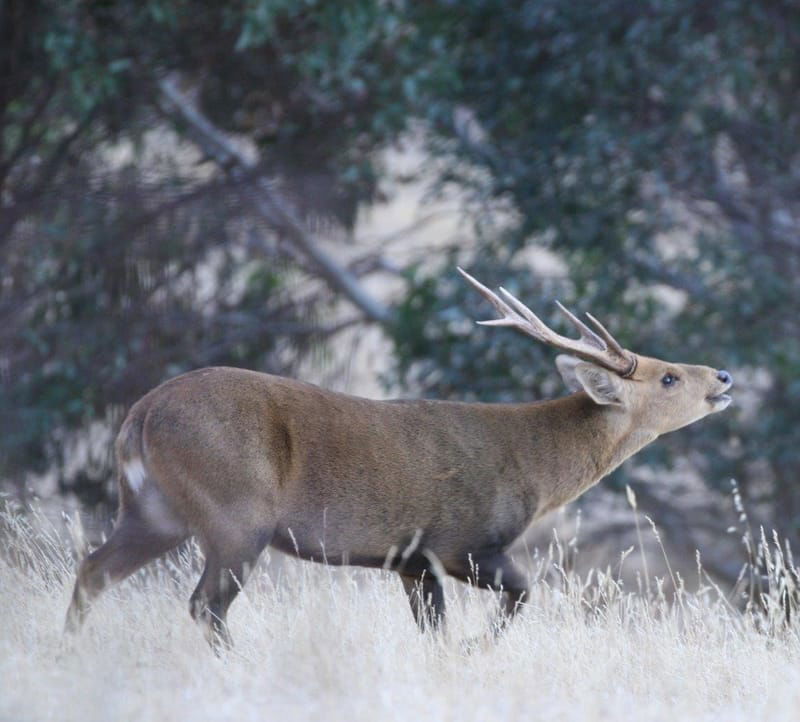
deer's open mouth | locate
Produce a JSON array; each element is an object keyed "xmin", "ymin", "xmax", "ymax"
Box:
[{"xmin": 706, "ymin": 392, "xmax": 732, "ymax": 410}]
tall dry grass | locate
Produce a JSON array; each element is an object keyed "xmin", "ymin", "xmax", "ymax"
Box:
[{"xmin": 2, "ymin": 499, "xmax": 800, "ymax": 722}]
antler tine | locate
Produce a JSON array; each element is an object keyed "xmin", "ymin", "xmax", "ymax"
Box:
[
  {"xmin": 496, "ymin": 285, "xmax": 607, "ymax": 354},
  {"xmin": 498, "ymin": 287, "xmax": 552, "ymax": 332},
  {"xmin": 554, "ymin": 301, "xmax": 607, "ymax": 351},
  {"xmin": 457, "ymin": 267, "xmax": 522, "ymax": 325},
  {"xmin": 585, "ymin": 312, "xmax": 626, "ymax": 357}
]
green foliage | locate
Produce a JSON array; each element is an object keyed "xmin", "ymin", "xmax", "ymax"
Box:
[{"xmin": 386, "ymin": 0, "xmax": 800, "ymax": 535}]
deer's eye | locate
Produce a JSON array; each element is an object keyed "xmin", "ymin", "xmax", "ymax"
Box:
[{"xmin": 661, "ymin": 373, "xmax": 678, "ymax": 387}]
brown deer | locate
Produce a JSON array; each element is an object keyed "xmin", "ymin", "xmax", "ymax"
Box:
[{"xmin": 65, "ymin": 268, "xmax": 733, "ymax": 647}]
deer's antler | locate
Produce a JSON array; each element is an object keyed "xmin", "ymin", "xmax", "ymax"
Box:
[{"xmin": 458, "ymin": 267, "xmax": 637, "ymax": 377}]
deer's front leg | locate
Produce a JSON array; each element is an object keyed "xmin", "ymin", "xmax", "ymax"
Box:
[
  {"xmin": 459, "ymin": 551, "xmax": 529, "ymax": 631},
  {"xmin": 400, "ymin": 572, "xmax": 445, "ymax": 632}
]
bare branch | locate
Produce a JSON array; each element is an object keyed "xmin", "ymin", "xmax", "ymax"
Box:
[{"xmin": 156, "ymin": 76, "xmax": 392, "ymax": 323}]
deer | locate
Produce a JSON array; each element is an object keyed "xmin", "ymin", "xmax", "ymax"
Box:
[{"xmin": 64, "ymin": 268, "xmax": 733, "ymax": 648}]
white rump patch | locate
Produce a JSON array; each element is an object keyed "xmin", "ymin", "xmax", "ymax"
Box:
[
  {"xmin": 124, "ymin": 458, "xmax": 147, "ymax": 493},
  {"xmin": 124, "ymin": 458, "xmax": 186, "ymax": 535}
]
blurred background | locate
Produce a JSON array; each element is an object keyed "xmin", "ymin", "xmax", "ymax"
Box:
[{"xmin": 2, "ymin": 0, "xmax": 799, "ymax": 589}]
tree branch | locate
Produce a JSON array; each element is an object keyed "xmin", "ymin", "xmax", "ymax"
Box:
[{"xmin": 156, "ymin": 76, "xmax": 392, "ymax": 323}]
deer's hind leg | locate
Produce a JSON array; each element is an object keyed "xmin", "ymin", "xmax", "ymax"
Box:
[
  {"xmin": 65, "ymin": 491, "xmax": 187, "ymax": 634},
  {"xmin": 189, "ymin": 528, "xmax": 272, "ymax": 652}
]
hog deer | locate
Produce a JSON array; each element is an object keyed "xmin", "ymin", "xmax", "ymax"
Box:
[{"xmin": 65, "ymin": 268, "xmax": 733, "ymax": 647}]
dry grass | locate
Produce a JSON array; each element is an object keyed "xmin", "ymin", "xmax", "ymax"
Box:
[{"xmin": 2, "ymin": 504, "xmax": 800, "ymax": 722}]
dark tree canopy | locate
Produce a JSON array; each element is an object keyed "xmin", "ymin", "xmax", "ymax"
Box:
[{"xmin": 391, "ymin": 0, "xmax": 800, "ymax": 537}]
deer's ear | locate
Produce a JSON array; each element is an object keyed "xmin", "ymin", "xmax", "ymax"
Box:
[
  {"xmin": 573, "ymin": 362, "xmax": 625, "ymax": 406},
  {"xmin": 555, "ymin": 355, "xmax": 584, "ymax": 392}
]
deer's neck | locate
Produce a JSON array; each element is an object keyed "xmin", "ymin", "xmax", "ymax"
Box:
[{"xmin": 524, "ymin": 393, "xmax": 656, "ymax": 515}]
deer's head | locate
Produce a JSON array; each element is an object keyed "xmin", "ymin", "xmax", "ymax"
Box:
[{"xmin": 459, "ymin": 268, "xmax": 733, "ymax": 437}]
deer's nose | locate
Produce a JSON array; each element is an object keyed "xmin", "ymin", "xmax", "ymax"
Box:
[{"xmin": 717, "ymin": 370, "xmax": 732, "ymax": 385}]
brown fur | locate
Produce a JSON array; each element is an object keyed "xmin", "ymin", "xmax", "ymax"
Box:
[{"xmin": 65, "ymin": 351, "xmax": 732, "ymax": 647}]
